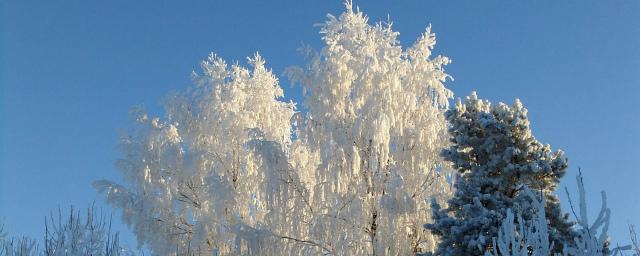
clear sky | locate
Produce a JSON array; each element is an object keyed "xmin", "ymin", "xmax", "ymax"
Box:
[{"xmin": 1, "ymin": 0, "xmax": 639, "ymax": 250}]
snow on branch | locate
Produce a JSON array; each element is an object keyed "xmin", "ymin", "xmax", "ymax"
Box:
[{"xmin": 485, "ymin": 172, "xmax": 631, "ymax": 256}]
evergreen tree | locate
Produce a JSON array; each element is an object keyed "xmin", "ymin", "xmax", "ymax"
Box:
[{"xmin": 425, "ymin": 92, "xmax": 574, "ymax": 255}]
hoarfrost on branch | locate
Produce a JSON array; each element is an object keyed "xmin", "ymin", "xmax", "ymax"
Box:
[{"xmin": 95, "ymin": 2, "xmax": 454, "ymax": 255}]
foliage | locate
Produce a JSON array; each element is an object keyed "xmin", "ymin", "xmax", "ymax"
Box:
[
  {"xmin": 95, "ymin": 1, "xmax": 454, "ymax": 255},
  {"xmin": 1, "ymin": 2, "xmax": 636, "ymax": 256},
  {"xmin": 425, "ymin": 92, "xmax": 574, "ymax": 255}
]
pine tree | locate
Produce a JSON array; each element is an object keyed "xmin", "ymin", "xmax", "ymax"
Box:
[{"xmin": 425, "ymin": 92, "xmax": 574, "ymax": 255}]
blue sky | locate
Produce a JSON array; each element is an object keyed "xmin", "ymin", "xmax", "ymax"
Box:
[{"xmin": 1, "ymin": 0, "xmax": 639, "ymax": 250}]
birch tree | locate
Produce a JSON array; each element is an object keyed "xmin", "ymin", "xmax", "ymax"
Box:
[{"xmin": 95, "ymin": 2, "xmax": 454, "ymax": 255}]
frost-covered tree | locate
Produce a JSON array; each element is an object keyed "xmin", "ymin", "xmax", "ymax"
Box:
[
  {"xmin": 95, "ymin": 52, "xmax": 299, "ymax": 255},
  {"xmin": 95, "ymin": 1, "xmax": 454, "ymax": 255},
  {"xmin": 485, "ymin": 173, "xmax": 629, "ymax": 256},
  {"xmin": 0, "ymin": 207, "xmax": 128, "ymax": 256},
  {"xmin": 629, "ymin": 225, "xmax": 640, "ymax": 256},
  {"xmin": 43, "ymin": 207, "xmax": 127, "ymax": 256},
  {"xmin": 485, "ymin": 186, "xmax": 555, "ymax": 256},
  {"xmin": 285, "ymin": 2, "xmax": 453, "ymax": 254},
  {"xmin": 425, "ymin": 92, "xmax": 574, "ymax": 255},
  {"xmin": 0, "ymin": 224, "xmax": 39, "ymax": 256}
]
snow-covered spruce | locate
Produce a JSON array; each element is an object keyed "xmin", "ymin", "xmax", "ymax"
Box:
[
  {"xmin": 425, "ymin": 92, "xmax": 574, "ymax": 255},
  {"xmin": 95, "ymin": 2, "xmax": 454, "ymax": 255}
]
